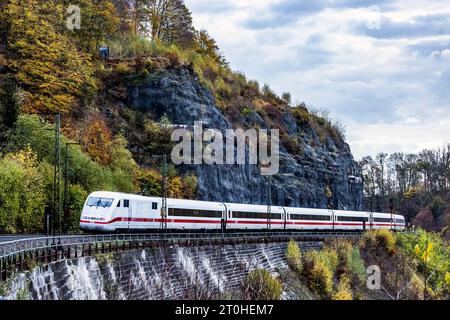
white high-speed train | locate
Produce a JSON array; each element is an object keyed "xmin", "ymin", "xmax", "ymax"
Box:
[{"xmin": 79, "ymin": 191, "xmax": 406, "ymax": 233}]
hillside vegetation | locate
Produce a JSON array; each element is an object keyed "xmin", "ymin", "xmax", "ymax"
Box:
[
  {"xmin": 280, "ymin": 229, "xmax": 449, "ymax": 300},
  {"xmin": 0, "ymin": 0, "xmax": 348, "ymax": 234},
  {"xmin": 361, "ymin": 148, "xmax": 450, "ymax": 233}
]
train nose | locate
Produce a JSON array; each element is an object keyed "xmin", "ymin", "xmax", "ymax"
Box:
[{"xmin": 79, "ymin": 221, "xmax": 103, "ymax": 232}]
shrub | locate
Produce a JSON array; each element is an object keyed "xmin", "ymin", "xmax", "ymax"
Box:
[
  {"xmin": 138, "ymin": 168, "xmax": 163, "ymax": 196},
  {"xmin": 349, "ymin": 247, "xmax": 366, "ymax": 283},
  {"xmin": 325, "ymin": 239, "xmax": 353, "ymax": 276},
  {"xmin": 0, "ymin": 147, "xmax": 47, "ymax": 233},
  {"xmin": 396, "ymin": 228, "xmax": 450, "ymax": 299},
  {"xmin": 115, "ymin": 62, "xmax": 133, "ymax": 75},
  {"xmin": 242, "ymin": 269, "xmax": 283, "ymax": 300},
  {"xmin": 65, "ymin": 184, "xmax": 88, "ymax": 234},
  {"xmin": 430, "ymin": 196, "xmax": 446, "ymax": 218},
  {"xmin": 291, "ymin": 106, "xmax": 311, "ymax": 126},
  {"xmin": 240, "ymin": 107, "xmax": 252, "ymax": 117},
  {"xmin": 281, "ymin": 135, "xmax": 300, "ymax": 154},
  {"xmin": 302, "ymin": 251, "xmax": 334, "ymax": 297},
  {"xmin": 360, "ymin": 229, "xmax": 396, "ymax": 256},
  {"xmin": 285, "ymin": 239, "xmax": 302, "ymax": 272},
  {"xmin": 332, "ymin": 275, "xmax": 353, "ymax": 300},
  {"xmin": 183, "ymin": 173, "xmax": 198, "ymax": 199}
]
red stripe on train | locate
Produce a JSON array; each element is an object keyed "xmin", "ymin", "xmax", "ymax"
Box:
[{"xmin": 80, "ymin": 217, "xmax": 404, "ymax": 227}]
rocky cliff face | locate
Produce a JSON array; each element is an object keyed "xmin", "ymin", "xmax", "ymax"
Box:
[{"xmin": 127, "ymin": 67, "xmax": 363, "ymax": 210}]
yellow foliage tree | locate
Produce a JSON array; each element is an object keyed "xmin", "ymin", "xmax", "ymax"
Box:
[
  {"xmin": 1, "ymin": 0, "xmax": 97, "ymax": 114},
  {"xmin": 332, "ymin": 275, "xmax": 353, "ymax": 300},
  {"xmin": 80, "ymin": 116, "xmax": 113, "ymax": 166},
  {"xmin": 285, "ymin": 239, "xmax": 302, "ymax": 272},
  {"xmin": 303, "ymin": 251, "xmax": 334, "ymax": 297}
]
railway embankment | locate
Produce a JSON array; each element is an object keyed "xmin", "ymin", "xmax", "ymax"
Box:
[{"xmin": 1, "ymin": 241, "xmax": 321, "ymax": 300}]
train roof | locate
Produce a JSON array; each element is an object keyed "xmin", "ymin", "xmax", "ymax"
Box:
[
  {"xmin": 224, "ymin": 203, "xmax": 285, "ymax": 213},
  {"xmin": 284, "ymin": 207, "xmax": 331, "ymax": 214},
  {"xmin": 167, "ymin": 198, "xmax": 225, "ymax": 209}
]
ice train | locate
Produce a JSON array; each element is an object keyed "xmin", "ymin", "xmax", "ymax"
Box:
[{"xmin": 79, "ymin": 191, "xmax": 406, "ymax": 233}]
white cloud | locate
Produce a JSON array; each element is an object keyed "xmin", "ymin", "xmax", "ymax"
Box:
[
  {"xmin": 441, "ymin": 49, "xmax": 450, "ymax": 59},
  {"xmin": 185, "ymin": 0, "xmax": 450, "ymax": 158}
]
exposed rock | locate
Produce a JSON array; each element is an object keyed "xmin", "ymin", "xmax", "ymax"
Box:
[{"xmin": 127, "ymin": 68, "xmax": 363, "ymax": 210}]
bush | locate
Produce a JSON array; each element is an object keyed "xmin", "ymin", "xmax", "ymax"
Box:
[
  {"xmin": 285, "ymin": 239, "xmax": 302, "ymax": 272},
  {"xmin": 240, "ymin": 107, "xmax": 252, "ymax": 117},
  {"xmin": 65, "ymin": 184, "xmax": 88, "ymax": 233},
  {"xmin": 182, "ymin": 173, "xmax": 198, "ymax": 199},
  {"xmin": 242, "ymin": 269, "xmax": 283, "ymax": 300},
  {"xmin": 0, "ymin": 147, "xmax": 47, "ymax": 233},
  {"xmin": 430, "ymin": 196, "xmax": 446, "ymax": 218},
  {"xmin": 396, "ymin": 228, "xmax": 450, "ymax": 299},
  {"xmin": 281, "ymin": 135, "xmax": 300, "ymax": 154},
  {"xmin": 291, "ymin": 105, "xmax": 311, "ymax": 126},
  {"xmin": 332, "ymin": 275, "xmax": 353, "ymax": 300},
  {"xmin": 302, "ymin": 251, "xmax": 334, "ymax": 297},
  {"xmin": 360, "ymin": 229, "xmax": 396, "ymax": 256},
  {"xmin": 325, "ymin": 239, "xmax": 353, "ymax": 276},
  {"xmin": 349, "ymin": 247, "xmax": 366, "ymax": 283}
]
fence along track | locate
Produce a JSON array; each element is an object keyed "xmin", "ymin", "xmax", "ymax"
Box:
[{"xmin": 0, "ymin": 231, "xmax": 361, "ymax": 282}]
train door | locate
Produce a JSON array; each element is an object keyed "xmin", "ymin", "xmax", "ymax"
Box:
[
  {"xmin": 123, "ymin": 199, "xmax": 131, "ymax": 230},
  {"xmin": 282, "ymin": 207, "xmax": 287, "ymax": 231},
  {"xmin": 222, "ymin": 203, "xmax": 228, "ymax": 233},
  {"xmin": 330, "ymin": 210, "xmax": 335, "ymax": 230},
  {"xmin": 369, "ymin": 212, "xmax": 373, "ymax": 230}
]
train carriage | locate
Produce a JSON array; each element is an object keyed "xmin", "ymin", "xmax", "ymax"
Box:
[
  {"xmin": 393, "ymin": 214, "xmax": 406, "ymax": 231},
  {"xmin": 284, "ymin": 207, "xmax": 333, "ymax": 230},
  {"xmin": 333, "ymin": 210, "xmax": 370, "ymax": 231},
  {"xmin": 80, "ymin": 191, "xmax": 406, "ymax": 233},
  {"xmin": 80, "ymin": 192, "xmax": 162, "ymax": 232},
  {"xmin": 224, "ymin": 203, "xmax": 285, "ymax": 230},
  {"xmin": 370, "ymin": 212, "xmax": 393, "ymax": 230},
  {"xmin": 166, "ymin": 198, "xmax": 225, "ymax": 230}
]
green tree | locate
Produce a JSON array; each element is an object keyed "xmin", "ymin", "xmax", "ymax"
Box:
[
  {"xmin": 68, "ymin": 0, "xmax": 120, "ymax": 52},
  {"xmin": 0, "ymin": 147, "xmax": 47, "ymax": 233},
  {"xmin": 64, "ymin": 184, "xmax": 88, "ymax": 233},
  {"xmin": 0, "ymin": 74, "xmax": 19, "ymax": 128},
  {"xmin": 285, "ymin": 239, "xmax": 302, "ymax": 272}
]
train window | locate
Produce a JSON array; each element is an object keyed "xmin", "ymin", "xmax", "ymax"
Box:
[
  {"xmin": 233, "ymin": 211, "xmax": 282, "ymax": 220},
  {"xmin": 87, "ymin": 197, "xmax": 114, "ymax": 208},
  {"xmin": 152, "ymin": 202, "xmax": 158, "ymax": 210},
  {"xmin": 289, "ymin": 214, "xmax": 331, "ymax": 221},
  {"xmin": 123, "ymin": 200, "xmax": 129, "ymax": 208},
  {"xmin": 374, "ymin": 217, "xmax": 391, "ymax": 223},
  {"xmin": 117, "ymin": 201, "xmax": 121, "ymax": 208},
  {"xmin": 337, "ymin": 216, "xmax": 368, "ymax": 222},
  {"xmin": 168, "ymin": 208, "xmax": 222, "ymax": 218}
]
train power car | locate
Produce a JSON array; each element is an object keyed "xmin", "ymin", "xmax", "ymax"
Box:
[{"xmin": 80, "ymin": 191, "xmax": 406, "ymax": 233}]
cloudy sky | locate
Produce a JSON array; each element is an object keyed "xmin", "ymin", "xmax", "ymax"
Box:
[{"xmin": 185, "ymin": 0, "xmax": 450, "ymax": 160}]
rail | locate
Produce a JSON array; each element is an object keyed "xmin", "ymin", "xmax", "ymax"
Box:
[{"xmin": 0, "ymin": 231, "xmax": 360, "ymax": 260}]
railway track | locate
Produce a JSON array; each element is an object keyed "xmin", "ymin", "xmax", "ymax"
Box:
[
  {"xmin": 0, "ymin": 231, "xmax": 361, "ymax": 259},
  {"xmin": 0, "ymin": 235, "xmax": 48, "ymax": 244}
]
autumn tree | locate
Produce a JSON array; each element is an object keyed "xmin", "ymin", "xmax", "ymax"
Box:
[
  {"xmin": 65, "ymin": 0, "xmax": 120, "ymax": 52},
  {"xmin": 80, "ymin": 116, "xmax": 113, "ymax": 165},
  {"xmin": 147, "ymin": 0, "xmax": 194, "ymax": 46},
  {"xmin": 194, "ymin": 29, "xmax": 226, "ymax": 66},
  {"xmin": 1, "ymin": 0, "xmax": 97, "ymax": 114}
]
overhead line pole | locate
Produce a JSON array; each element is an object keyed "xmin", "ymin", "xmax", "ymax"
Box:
[
  {"xmin": 267, "ymin": 175, "xmax": 272, "ymax": 231},
  {"xmin": 53, "ymin": 114, "xmax": 61, "ymax": 237},
  {"xmin": 63, "ymin": 142, "xmax": 79, "ymax": 232},
  {"xmin": 161, "ymin": 153, "xmax": 168, "ymax": 231}
]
